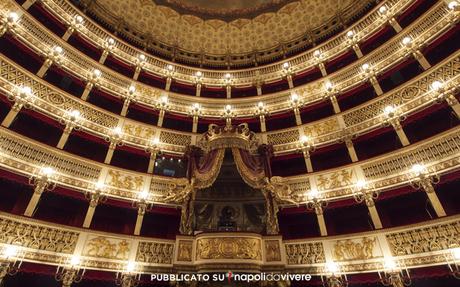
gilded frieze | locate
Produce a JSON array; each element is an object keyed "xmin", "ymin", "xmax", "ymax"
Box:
[
  {"xmin": 136, "ymin": 241, "xmax": 174, "ymax": 264},
  {"xmin": 316, "ymin": 169, "xmax": 355, "ymax": 191},
  {"xmin": 285, "ymin": 242, "xmax": 325, "ymax": 265},
  {"xmin": 106, "ymin": 170, "xmax": 144, "ymax": 191},
  {"xmin": 177, "ymin": 240, "xmax": 193, "ymax": 262},
  {"xmin": 332, "ymin": 237, "xmax": 380, "ymax": 261},
  {"xmin": 83, "ymin": 236, "xmax": 130, "ymax": 260},
  {"xmin": 196, "ymin": 237, "xmax": 261, "ymax": 260},
  {"xmin": 265, "ymin": 240, "xmax": 282, "ymax": 262}
]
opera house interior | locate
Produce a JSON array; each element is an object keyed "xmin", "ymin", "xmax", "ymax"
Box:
[{"xmin": 0, "ymin": 0, "xmax": 459, "ymax": 286}]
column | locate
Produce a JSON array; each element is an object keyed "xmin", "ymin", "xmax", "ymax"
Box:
[
  {"xmin": 37, "ymin": 59, "xmax": 53, "ymax": 78},
  {"xmin": 330, "ymin": 95, "xmax": 341, "ymax": 114},
  {"xmin": 104, "ymin": 142, "xmax": 117, "ymax": 164},
  {"xmin": 314, "ymin": 204, "xmax": 328, "ymax": 236},
  {"xmin": 256, "ymin": 84, "xmax": 262, "ymax": 96},
  {"xmin": 24, "ymin": 182, "xmax": 47, "ymax": 217},
  {"xmin": 195, "ymin": 83, "xmax": 202, "ymax": 97},
  {"xmin": 133, "ymin": 66, "xmax": 142, "ymax": 81},
  {"xmin": 147, "ymin": 152, "xmax": 158, "ymax": 174},
  {"xmin": 22, "ymin": 0, "xmax": 36, "ymax": 10},
  {"xmin": 120, "ymin": 99, "xmax": 130, "ymax": 117},
  {"xmin": 134, "ymin": 203, "xmax": 147, "ymax": 235},
  {"xmin": 446, "ymin": 94, "xmax": 460, "ymax": 118},
  {"xmin": 57, "ymin": 125, "xmax": 73, "ymax": 149},
  {"xmin": 293, "ymin": 108, "xmax": 302, "ymax": 126},
  {"xmin": 83, "ymin": 192, "xmax": 103, "ymax": 228},
  {"xmin": 421, "ymin": 181, "xmax": 446, "ymax": 217},
  {"xmin": 287, "ymin": 74, "xmax": 294, "ymax": 89},
  {"xmin": 192, "ymin": 115, "xmax": 199, "ymax": 133},
  {"xmin": 1, "ymin": 102, "xmax": 22, "ymax": 127},
  {"xmin": 157, "ymin": 109, "xmax": 165, "ymax": 127},
  {"xmin": 345, "ymin": 138, "xmax": 359, "ymax": 162},
  {"xmin": 303, "ymin": 151, "xmax": 313, "ymax": 173},
  {"xmin": 392, "ymin": 121, "xmax": 410, "ymax": 146},
  {"xmin": 165, "ymin": 77, "xmax": 172, "ymax": 91}
]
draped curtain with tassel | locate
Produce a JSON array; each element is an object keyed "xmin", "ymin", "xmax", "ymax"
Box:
[
  {"xmin": 191, "ymin": 148, "xmax": 226, "ymax": 189},
  {"xmin": 231, "ymin": 148, "xmax": 267, "ymax": 188}
]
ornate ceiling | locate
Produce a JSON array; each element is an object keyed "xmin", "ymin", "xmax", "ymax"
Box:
[{"xmin": 81, "ymin": 0, "xmax": 373, "ymax": 56}]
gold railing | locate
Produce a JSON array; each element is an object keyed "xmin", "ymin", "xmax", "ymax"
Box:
[
  {"xmin": 0, "ymin": 124, "xmax": 458, "ymax": 204},
  {"xmin": 0, "ymin": 211, "xmax": 458, "ymax": 275},
  {"xmin": 38, "ymin": 0, "xmax": 413, "ymax": 85},
  {"xmin": 0, "ymin": 50, "xmax": 458, "ymax": 155},
  {"xmin": 0, "ymin": 0, "xmax": 455, "ymax": 119}
]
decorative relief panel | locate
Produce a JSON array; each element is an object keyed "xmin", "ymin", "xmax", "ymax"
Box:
[
  {"xmin": 83, "ymin": 236, "xmax": 130, "ymax": 260},
  {"xmin": 123, "ymin": 123, "xmax": 155, "ymax": 139},
  {"xmin": 105, "ymin": 170, "xmax": 144, "ymax": 191},
  {"xmin": 176, "ymin": 240, "xmax": 193, "ymax": 262},
  {"xmin": 285, "ymin": 242, "xmax": 325, "ymax": 265},
  {"xmin": 303, "ymin": 118, "xmax": 339, "ymax": 137},
  {"xmin": 267, "ymin": 129, "xmax": 300, "ymax": 146},
  {"xmin": 265, "ymin": 240, "xmax": 282, "ymax": 262},
  {"xmin": 0, "ymin": 217, "xmax": 78, "ymax": 254},
  {"xmin": 136, "ymin": 241, "xmax": 174, "ymax": 264},
  {"xmin": 159, "ymin": 131, "xmax": 192, "ymax": 147},
  {"xmin": 196, "ymin": 237, "xmax": 262, "ymax": 260},
  {"xmin": 386, "ymin": 221, "xmax": 460, "ymax": 256},
  {"xmin": 316, "ymin": 169, "xmax": 355, "ymax": 191},
  {"xmin": 332, "ymin": 237, "xmax": 381, "ymax": 261}
]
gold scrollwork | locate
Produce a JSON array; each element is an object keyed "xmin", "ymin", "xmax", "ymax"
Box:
[{"xmin": 196, "ymin": 237, "xmax": 261, "ymax": 260}]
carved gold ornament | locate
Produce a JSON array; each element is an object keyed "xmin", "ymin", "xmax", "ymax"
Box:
[{"xmin": 196, "ymin": 237, "xmax": 261, "ymax": 260}]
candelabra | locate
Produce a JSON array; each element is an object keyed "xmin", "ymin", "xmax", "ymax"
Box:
[
  {"xmin": 133, "ymin": 54, "xmax": 146, "ymax": 80},
  {"xmin": 0, "ymin": 245, "xmax": 23, "ymax": 285},
  {"xmin": 115, "ymin": 262, "xmax": 141, "ymax": 287},
  {"xmin": 7, "ymin": 85, "xmax": 35, "ymax": 111},
  {"xmin": 352, "ymin": 180, "xmax": 380, "ymax": 206},
  {"xmin": 55, "ymin": 256, "xmax": 85, "ymax": 287},
  {"xmin": 321, "ymin": 261, "xmax": 348, "ymax": 287},
  {"xmin": 105, "ymin": 127, "xmax": 125, "ymax": 148},
  {"xmin": 407, "ymin": 164, "xmax": 440, "ymax": 190},
  {"xmin": 446, "ymin": 247, "xmax": 460, "ymax": 279},
  {"xmin": 221, "ymin": 104, "xmax": 235, "ymax": 127},
  {"xmin": 381, "ymin": 105, "xmax": 407, "ymax": 140},
  {"xmin": 0, "ymin": 12, "xmax": 19, "ymax": 37},
  {"xmin": 59, "ymin": 109, "xmax": 82, "ymax": 132},
  {"xmin": 145, "ymin": 138, "xmax": 161, "ymax": 173},
  {"xmin": 306, "ymin": 189, "xmax": 327, "ymax": 214},
  {"xmin": 29, "ymin": 166, "xmax": 57, "ymax": 192},
  {"xmin": 430, "ymin": 80, "xmax": 460, "ymax": 118},
  {"xmin": 189, "ymin": 103, "xmax": 202, "ymax": 133},
  {"xmin": 290, "ymin": 92, "xmax": 303, "ymax": 125},
  {"xmin": 121, "ymin": 85, "xmax": 137, "ymax": 116},
  {"xmin": 156, "ymin": 95, "xmax": 169, "ymax": 127},
  {"xmin": 378, "ymin": 258, "xmax": 411, "ymax": 287},
  {"xmin": 361, "ymin": 63, "xmax": 383, "ymax": 95},
  {"xmin": 297, "ymin": 135, "xmax": 315, "ymax": 173},
  {"xmin": 346, "ymin": 30, "xmax": 362, "ymax": 58},
  {"xmin": 85, "ymin": 182, "xmax": 107, "ymax": 207},
  {"xmin": 164, "ymin": 64, "xmax": 175, "ymax": 90}
]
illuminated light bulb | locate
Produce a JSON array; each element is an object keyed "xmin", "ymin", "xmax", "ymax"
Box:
[
  {"xmin": 361, "ymin": 63, "xmax": 370, "ymax": 72},
  {"xmin": 196, "ymin": 71, "xmax": 203, "ymax": 77},
  {"xmin": 151, "ymin": 137, "xmax": 160, "ymax": 145},
  {"xmin": 113, "ymin": 126, "xmax": 123, "ymax": 135},
  {"xmin": 325, "ymin": 81, "xmax": 333, "ymax": 92},
  {"xmin": 7, "ymin": 12, "xmax": 19, "ymax": 23},
  {"xmin": 384, "ymin": 105, "xmax": 395, "ymax": 117},
  {"xmin": 178, "ymin": 159, "xmax": 181, "ymax": 163},
  {"xmin": 452, "ymin": 247, "xmax": 460, "ymax": 260},
  {"xmin": 93, "ymin": 69, "xmax": 102, "ymax": 78},
  {"xmin": 309, "ymin": 188, "xmax": 319, "ymax": 199},
  {"xmin": 95, "ymin": 182, "xmax": 105, "ymax": 190},
  {"xmin": 402, "ymin": 36, "xmax": 412, "ymax": 46},
  {"xmin": 326, "ymin": 261, "xmax": 339, "ymax": 274},
  {"xmin": 41, "ymin": 167, "xmax": 55, "ymax": 176},
  {"xmin": 166, "ymin": 64, "xmax": 173, "ymax": 71},
  {"xmin": 53, "ymin": 46, "xmax": 63, "ymax": 56},
  {"xmin": 138, "ymin": 54, "xmax": 146, "ymax": 62},
  {"xmin": 356, "ymin": 179, "xmax": 367, "ymax": 190},
  {"xmin": 225, "ymin": 73, "xmax": 231, "ymax": 79},
  {"xmin": 3, "ymin": 245, "xmax": 18, "ymax": 258},
  {"xmin": 282, "ymin": 62, "xmax": 290, "ymax": 69},
  {"xmin": 75, "ymin": 15, "xmax": 83, "ymax": 24},
  {"xmin": 20, "ymin": 86, "xmax": 32, "ymax": 96},
  {"xmin": 300, "ymin": 135, "xmax": 309, "ymax": 144},
  {"xmin": 346, "ymin": 30, "xmax": 354, "ymax": 38},
  {"xmin": 126, "ymin": 261, "xmax": 135, "ymax": 273},
  {"xmin": 448, "ymin": 1, "xmax": 459, "ymax": 10},
  {"xmin": 411, "ymin": 164, "xmax": 426, "ymax": 175},
  {"xmin": 384, "ymin": 257, "xmax": 397, "ymax": 271},
  {"xmin": 379, "ymin": 5, "xmax": 388, "ymax": 14},
  {"xmin": 257, "ymin": 101, "xmax": 264, "ymax": 109},
  {"xmin": 192, "ymin": 103, "xmax": 200, "ymax": 112},
  {"xmin": 290, "ymin": 93, "xmax": 299, "ymax": 103},
  {"xmin": 128, "ymin": 85, "xmax": 136, "ymax": 94},
  {"xmin": 70, "ymin": 255, "xmax": 80, "ymax": 266},
  {"xmin": 69, "ymin": 109, "xmax": 80, "ymax": 121},
  {"xmin": 139, "ymin": 190, "xmax": 148, "ymax": 200},
  {"xmin": 431, "ymin": 80, "xmax": 444, "ymax": 92},
  {"xmin": 160, "ymin": 95, "xmax": 168, "ymax": 105},
  {"xmin": 313, "ymin": 50, "xmax": 321, "ymax": 58},
  {"xmin": 225, "ymin": 104, "xmax": 232, "ymax": 112},
  {"xmin": 107, "ymin": 38, "xmax": 115, "ymax": 46}
]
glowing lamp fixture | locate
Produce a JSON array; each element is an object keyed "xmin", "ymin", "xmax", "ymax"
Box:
[
  {"xmin": 19, "ymin": 86, "xmax": 32, "ymax": 97},
  {"xmin": 92, "ymin": 69, "xmax": 102, "ymax": 78},
  {"xmin": 113, "ymin": 126, "xmax": 123, "ymax": 136},
  {"xmin": 290, "ymin": 93, "xmax": 300, "ymax": 104},
  {"xmin": 309, "ymin": 188, "xmax": 319, "ymax": 199},
  {"xmin": 448, "ymin": 1, "xmax": 459, "ymax": 10},
  {"xmin": 192, "ymin": 103, "xmax": 201, "ymax": 112},
  {"xmin": 126, "ymin": 261, "xmax": 136, "ymax": 273},
  {"xmin": 7, "ymin": 12, "xmax": 19, "ymax": 23},
  {"xmin": 151, "ymin": 137, "xmax": 160, "ymax": 146},
  {"xmin": 257, "ymin": 101, "xmax": 264, "ymax": 109},
  {"xmin": 40, "ymin": 166, "xmax": 55, "ymax": 177},
  {"xmin": 384, "ymin": 257, "xmax": 397, "ymax": 271},
  {"xmin": 325, "ymin": 81, "xmax": 334, "ymax": 92},
  {"xmin": 159, "ymin": 95, "xmax": 168, "ymax": 106},
  {"xmin": 313, "ymin": 50, "xmax": 321, "ymax": 58},
  {"xmin": 70, "ymin": 256, "xmax": 80, "ymax": 267},
  {"xmin": 128, "ymin": 85, "xmax": 136, "ymax": 95},
  {"xmin": 300, "ymin": 135, "xmax": 310, "ymax": 144},
  {"xmin": 346, "ymin": 30, "xmax": 354, "ymax": 38},
  {"xmin": 402, "ymin": 36, "xmax": 412, "ymax": 47},
  {"xmin": 106, "ymin": 37, "xmax": 115, "ymax": 46},
  {"xmin": 361, "ymin": 63, "xmax": 370, "ymax": 72},
  {"xmin": 196, "ymin": 71, "xmax": 203, "ymax": 78},
  {"xmin": 411, "ymin": 164, "xmax": 426, "ymax": 176},
  {"xmin": 326, "ymin": 261, "xmax": 339, "ymax": 274},
  {"xmin": 139, "ymin": 190, "xmax": 149, "ymax": 200},
  {"xmin": 3, "ymin": 245, "xmax": 18, "ymax": 258},
  {"xmin": 52, "ymin": 46, "xmax": 63, "ymax": 56},
  {"xmin": 355, "ymin": 179, "xmax": 367, "ymax": 190},
  {"xmin": 69, "ymin": 109, "xmax": 80, "ymax": 121},
  {"xmin": 224, "ymin": 73, "xmax": 231, "ymax": 79},
  {"xmin": 74, "ymin": 15, "xmax": 83, "ymax": 24},
  {"xmin": 452, "ymin": 247, "xmax": 460, "ymax": 260},
  {"xmin": 384, "ymin": 105, "xmax": 396, "ymax": 117},
  {"xmin": 431, "ymin": 80, "xmax": 444, "ymax": 92},
  {"xmin": 379, "ymin": 5, "xmax": 388, "ymax": 14},
  {"xmin": 166, "ymin": 64, "xmax": 174, "ymax": 71},
  {"xmin": 225, "ymin": 104, "xmax": 232, "ymax": 113},
  {"xmin": 282, "ymin": 62, "xmax": 290, "ymax": 69},
  {"xmin": 95, "ymin": 182, "xmax": 105, "ymax": 190},
  {"xmin": 138, "ymin": 54, "xmax": 146, "ymax": 62}
]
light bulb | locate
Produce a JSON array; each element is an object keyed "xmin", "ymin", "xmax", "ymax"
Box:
[
  {"xmin": 113, "ymin": 126, "xmax": 123, "ymax": 135},
  {"xmin": 69, "ymin": 109, "xmax": 80, "ymax": 120},
  {"xmin": 93, "ymin": 69, "xmax": 102, "ymax": 78},
  {"xmin": 309, "ymin": 188, "xmax": 318, "ymax": 199},
  {"xmin": 291, "ymin": 93, "xmax": 299, "ymax": 103},
  {"xmin": 313, "ymin": 50, "xmax": 321, "ymax": 58},
  {"xmin": 257, "ymin": 102, "xmax": 264, "ymax": 109},
  {"xmin": 325, "ymin": 81, "xmax": 333, "ymax": 91},
  {"xmin": 128, "ymin": 85, "xmax": 136, "ymax": 94},
  {"xmin": 384, "ymin": 257, "xmax": 397, "ymax": 271},
  {"xmin": 95, "ymin": 182, "xmax": 105, "ymax": 190},
  {"xmin": 225, "ymin": 73, "xmax": 231, "ymax": 79},
  {"xmin": 402, "ymin": 36, "xmax": 412, "ymax": 46},
  {"xmin": 196, "ymin": 71, "xmax": 202, "ymax": 77},
  {"xmin": 346, "ymin": 30, "xmax": 354, "ymax": 38},
  {"xmin": 225, "ymin": 104, "xmax": 232, "ymax": 112},
  {"xmin": 326, "ymin": 261, "xmax": 339, "ymax": 274},
  {"xmin": 431, "ymin": 81, "xmax": 443, "ymax": 92},
  {"xmin": 356, "ymin": 179, "xmax": 366, "ymax": 189},
  {"xmin": 379, "ymin": 6, "xmax": 387, "ymax": 14},
  {"xmin": 41, "ymin": 167, "xmax": 55, "ymax": 176},
  {"xmin": 151, "ymin": 137, "xmax": 160, "ymax": 145},
  {"xmin": 138, "ymin": 54, "xmax": 146, "ymax": 62},
  {"xmin": 7, "ymin": 12, "xmax": 19, "ymax": 23},
  {"xmin": 160, "ymin": 95, "xmax": 168, "ymax": 105},
  {"xmin": 452, "ymin": 247, "xmax": 460, "ymax": 260},
  {"xmin": 107, "ymin": 38, "xmax": 115, "ymax": 46},
  {"xmin": 300, "ymin": 135, "xmax": 309, "ymax": 144},
  {"xmin": 282, "ymin": 62, "xmax": 290, "ymax": 69},
  {"xmin": 166, "ymin": 64, "xmax": 173, "ymax": 71},
  {"xmin": 362, "ymin": 63, "xmax": 370, "ymax": 72},
  {"xmin": 70, "ymin": 255, "xmax": 80, "ymax": 266},
  {"xmin": 53, "ymin": 46, "xmax": 63, "ymax": 55},
  {"xmin": 20, "ymin": 86, "xmax": 32, "ymax": 96},
  {"xmin": 75, "ymin": 15, "xmax": 83, "ymax": 24},
  {"xmin": 139, "ymin": 190, "xmax": 148, "ymax": 200},
  {"xmin": 126, "ymin": 261, "xmax": 135, "ymax": 272},
  {"xmin": 3, "ymin": 245, "xmax": 18, "ymax": 258},
  {"xmin": 384, "ymin": 105, "xmax": 395, "ymax": 117},
  {"xmin": 448, "ymin": 1, "xmax": 459, "ymax": 10},
  {"xmin": 411, "ymin": 164, "xmax": 426, "ymax": 175}
]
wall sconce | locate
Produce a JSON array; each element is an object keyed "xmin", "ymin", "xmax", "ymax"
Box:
[
  {"xmin": 321, "ymin": 261, "xmax": 348, "ymax": 287},
  {"xmin": 446, "ymin": 247, "xmax": 460, "ymax": 279},
  {"xmin": 0, "ymin": 245, "xmax": 23, "ymax": 284},
  {"xmin": 378, "ymin": 257, "xmax": 411, "ymax": 286},
  {"xmin": 115, "ymin": 261, "xmax": 141, "ymax": 287},
  {"xmin": 55, "ymin": 255, "xmax": 85, "ymax": 287}
]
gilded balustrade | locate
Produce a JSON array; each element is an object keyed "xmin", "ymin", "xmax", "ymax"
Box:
[
  {"xmin": 0, "ymin": 0, "xmax": 454, "ymax": 119},
  {"xmin": 0, "ymin": 211, "xmax": 459, "ymax": 275},
  {"xmin": 0, "ymin": 123, "xmax": 459, "ymax": 205},
  {"xmin": 0, "ymin": 50, "xmax": 458, "ymax": 155},
  {"xmin": 37, "ymin": 0, "xmax": 414, "ymax": 86}
]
